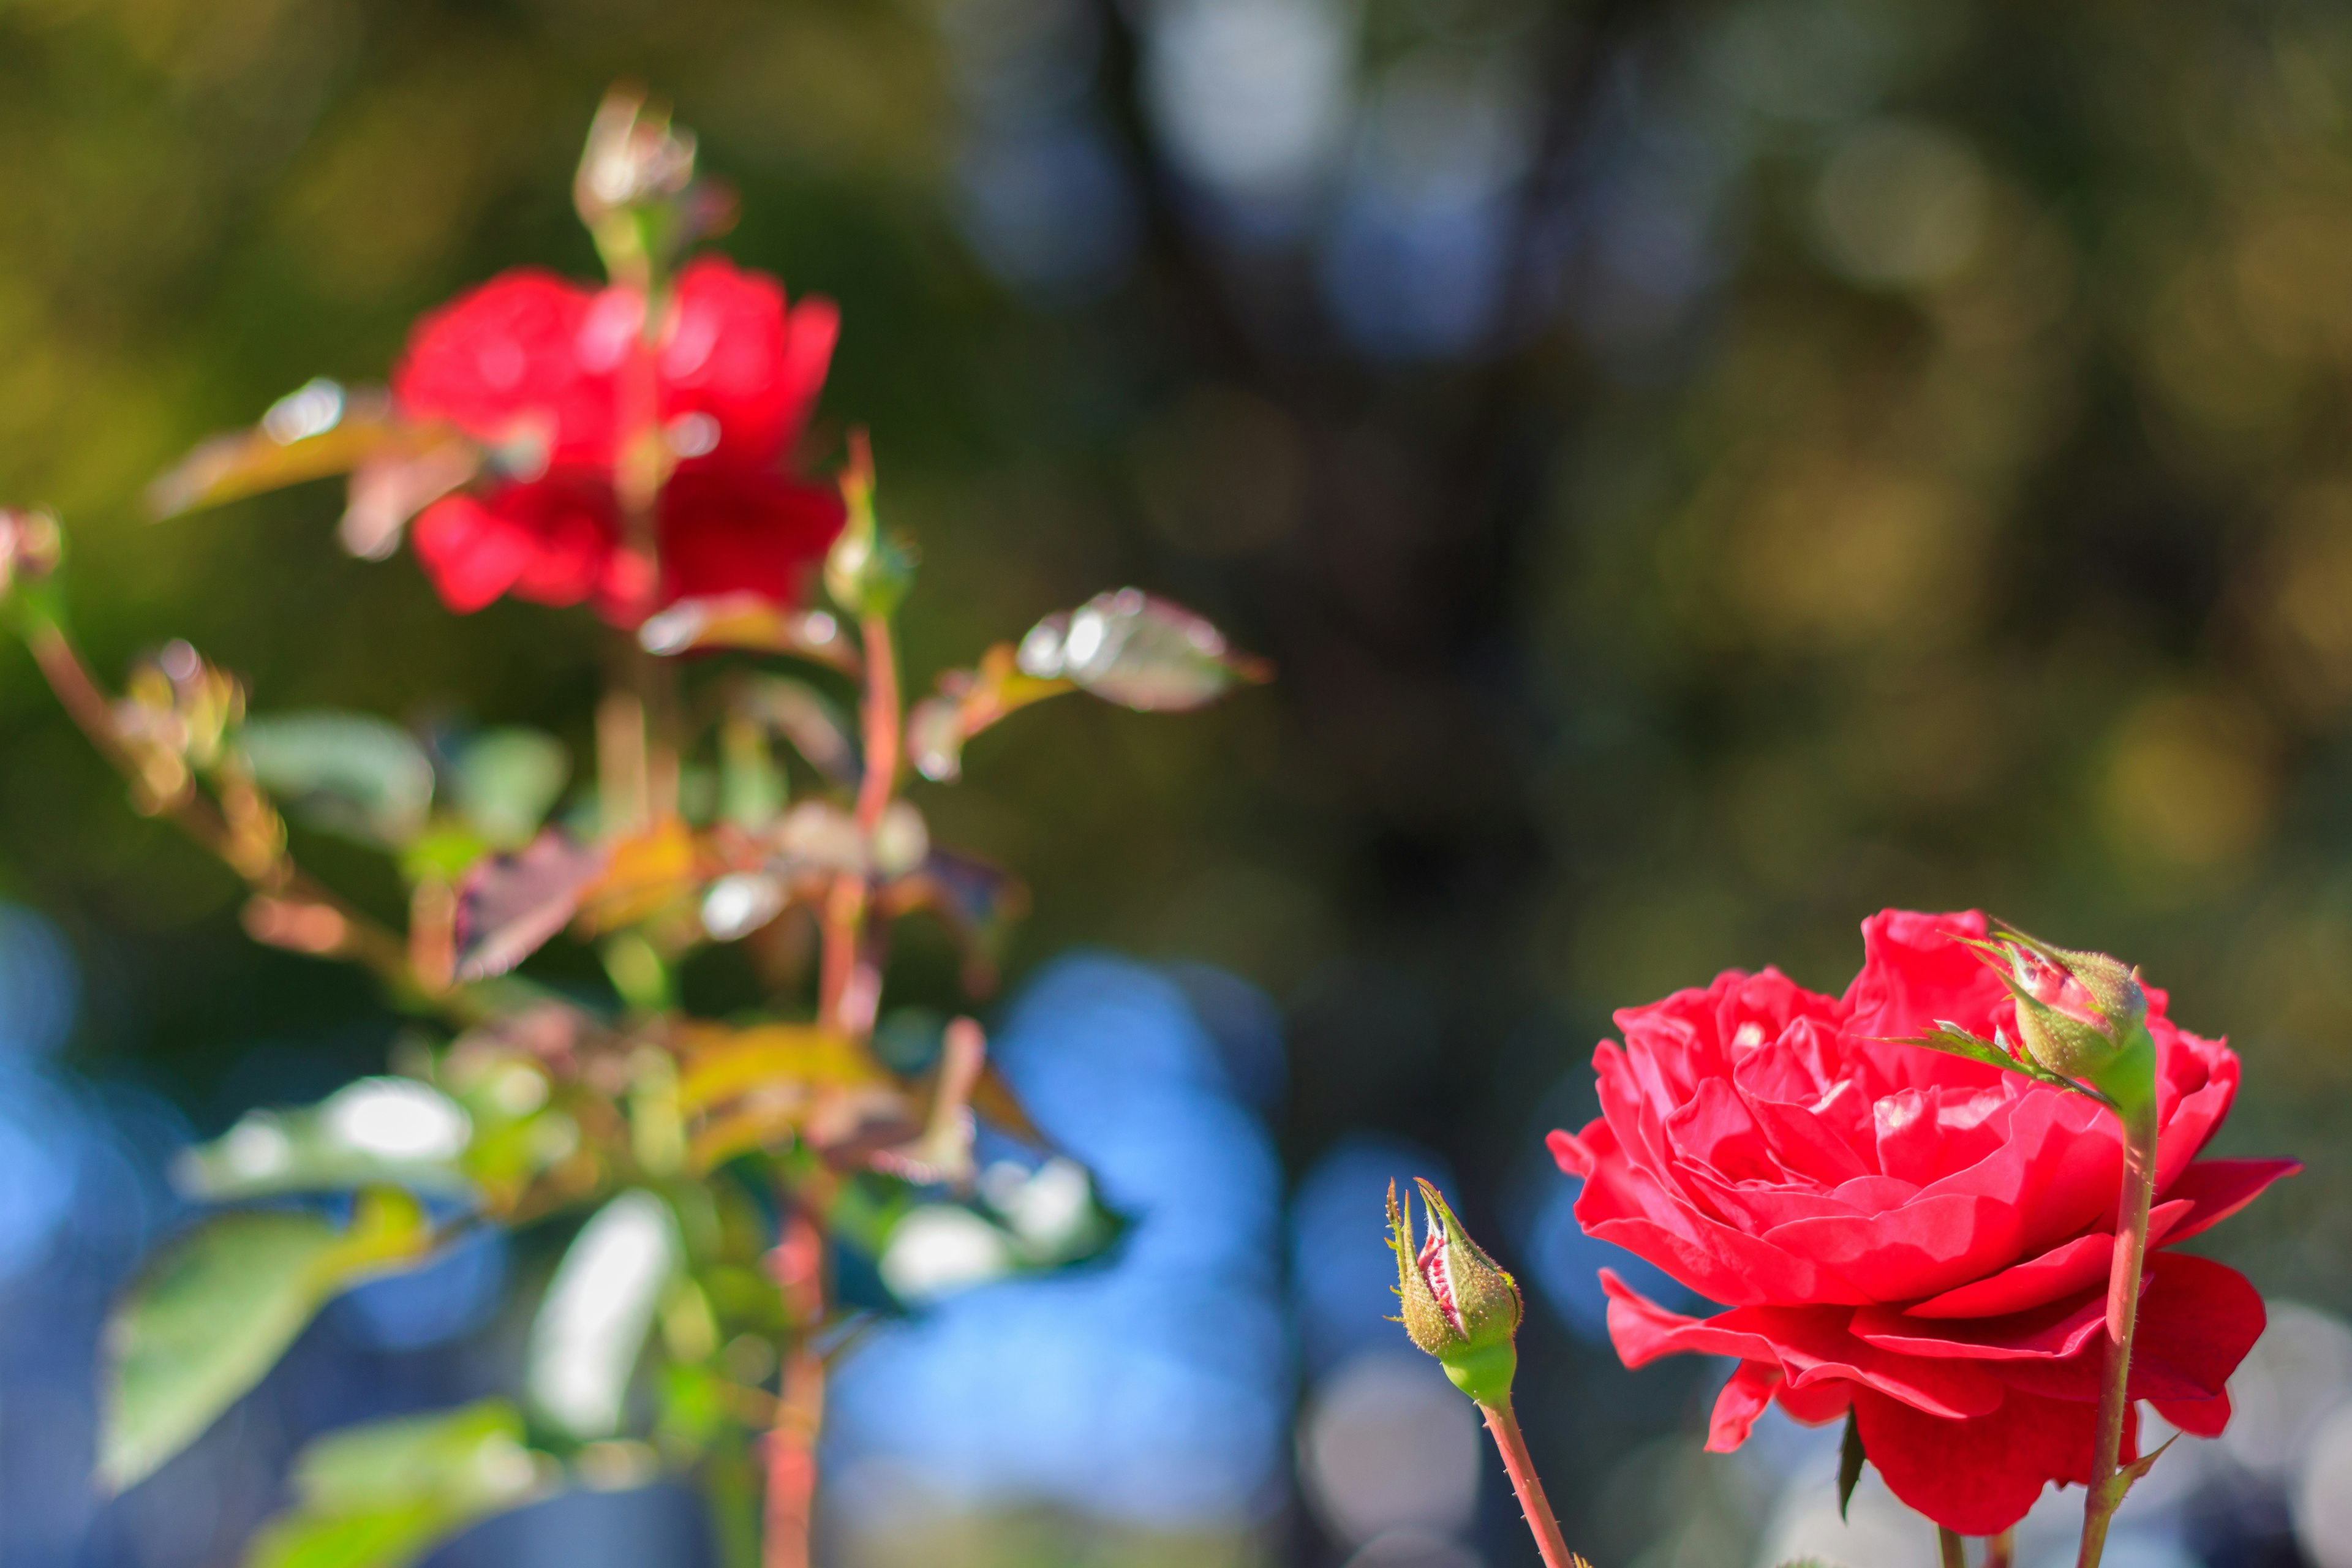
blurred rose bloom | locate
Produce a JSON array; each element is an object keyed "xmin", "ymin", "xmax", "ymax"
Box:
[{"xmin": 393, "ymin": 258, "xmax": 842, "ymax": 623}]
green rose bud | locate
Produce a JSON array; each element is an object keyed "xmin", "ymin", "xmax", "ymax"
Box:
[
  {"xmin": 823, "ymin": 433, "xmax": 916, "ymax": 621},
  {"xmin": 1387, "ymin": 1177, "xmax": 1523, "ymax": 1405},
  {"xmin": 1957, "ymin": 924, "xmax": 2157, "ymax": 1112}
]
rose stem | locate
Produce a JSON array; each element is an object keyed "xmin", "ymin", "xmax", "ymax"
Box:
[
  {"xmin": 852, "ymin": 612, "xmax": 900, "ymax": 834},
  {"xmin": 765, "ymin": 1201, "xmax": 829, "ymax": 1568},
  {"xmin": 1939, "ymin": 1526, "xmax": 1967, "ymax": 1568},
  {"xmin": 22, "ymin": 620, "xmax": 421, "ymax": 998},
  {"xmin": 2076, "ymin": 1094, "xmax": 2160, "ymax": 1568},
  {"xmin": 1478, "ymin": 1396, "xmax": 1581, "ymax": 1568},
  {"xmin": 1987, "ymin": 1529, "xmax": 2015, "ymax": 1568},
  {"xmin": 818, "ymin": 612, "xmax": 900, "ymax": 1034}
]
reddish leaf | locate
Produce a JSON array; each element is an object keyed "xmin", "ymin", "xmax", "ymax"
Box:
[{"xmin": 451, "ymin": 831, "xmax": 608, "ymax": 982}]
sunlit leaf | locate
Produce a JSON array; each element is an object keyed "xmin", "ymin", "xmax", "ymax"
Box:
[
  {"xmin": 244, "ymin": 1400, "xmax": 550, "ymax": 1568},
  {"xmin": 526, "ymin": 1191, "xmax": 682, "ymax": 1439},
  {"xmin": 677, "ymin": 1022, "xmax": 910, "ymax": 1169},
  {"xmin": 447, "ymin": 728, "xmax": 570, "ymax": 849},
  {"xmin": 907, "ymin": 643, "xmax": 1074, "ymax": 783},
  {"xmin": 736, "ymin": 675, "xmax": 859, "ymax": 787},
  {"xmin": 637, "ymin": 593, "xmax": 861, "ymax": 674},
  {"xmin": 576, "ymin": 817, "xmax": 703, "ymax": 933},
  {"xmin": 102, "ymin": 1191, "xmax": 434, "ymax": 1492},
  {"xmin": 237, "ymin": 711, "xmax": 435, "ymax": 848},
  {"xmin": 147, "ymin": 382, "xmax": 461, "ymax": 519},
  {"xmin": 676, "ymin": 1024, "xmax": 888, "ymax": 1114},
  {"xmin": 1898, "ymin": 1024, "xmax": 2111, "ymax": 1106},
  {"xmin": 178, "ymin": 1079, "xmax": 474, "ymax": 1202},
  {"xmin": 1016, "ymin": 589, "xmax": 1268, "ymax": 712},
  {"xmin": 451, "ymin": 830, "xmax": 608, "ymax": 982}
]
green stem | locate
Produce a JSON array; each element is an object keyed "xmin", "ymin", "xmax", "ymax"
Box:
[
  {"xmin": 1940, "ymin": 1526, "xmax": 1967, "ymax": 1568},
  {"xmin": 1477, "ymin": 1397, "xmax": 1580, "ymax": 1568},
  {"xmin": 2076, "ymin": 1094, "xmax": 2160, "ymax": 1568},
  {"xmin": 1988, "ymin": 1529, "xmax": 2015, "ymax": 1568}
]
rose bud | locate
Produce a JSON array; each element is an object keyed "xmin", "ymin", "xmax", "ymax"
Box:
[
  {"xmin": 1994, "ymin": 930, "xmax": 2145, "ymax": 1090},
  {"xmin": 0, "ymin": 507, "xmax": 62, "ymax": 606},
  {"xmin": 1387, "ymin": 1177, "xmax": 1523, "ymax": 1405},
  {"xmin": 823, "ymin": 433, "xmax": 915, "ymax": 621}
]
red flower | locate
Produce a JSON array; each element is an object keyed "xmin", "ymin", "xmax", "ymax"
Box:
[
  {"xmin": 393, "ymin": 258, "xmax": 843, "ymax": 623},
  {"xmin": 1548, "ymin": 909, "xmax": 2297, "ymax": 1535}
]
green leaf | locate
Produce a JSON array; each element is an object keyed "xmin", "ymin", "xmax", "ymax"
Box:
[
  {"xmin": 102, "ymin": 1192, "xmax": 435, "ymax": 1492},
  {"xmin": 244, "ymin": 1400, "xmax": 549, "ymax": 1568},
  {"xmin": 176, "ymin": 1079, "xmax": 475, "ymax": 1203},
  {"xmin": 1899, "ymin": 1024, "xmax": 2112, "ymax": 1106},
  {"xmin": 144, "ymin": 382, "xmax": 445, "ymax": 519},
  {"xmin": 1016, "ymin": 589, "xmax": 1268, "ymax": 712},
  {"xmin": 447, "ymin": 728, "xmax": 570, "ymax": 850},
  {"xmin": 1838, "ymin": 1406, "xmax": 1866, "ymax": 1521},
  {"xmin": 238, "ymin": 712, "xmax": 435, "ymax": 848}
]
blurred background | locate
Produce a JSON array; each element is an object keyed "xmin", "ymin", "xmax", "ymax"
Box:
[{"xmin": 6, "ymin": 0, "xmax": 2352, "ymax": 1564}]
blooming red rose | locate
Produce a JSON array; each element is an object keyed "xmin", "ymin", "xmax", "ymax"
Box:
[
  {"xmin": 393, "ymin": 258, "xmax": 843, "ymax": 623},
  {"xmin": 1548, "ymin": 909, "xmax": 2297, "ymax": 1535}
]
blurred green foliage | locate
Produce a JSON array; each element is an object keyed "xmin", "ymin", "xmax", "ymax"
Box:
[{"xmin": 10, "ymin": 0, "xmax": 2352, "ymax": 1560}]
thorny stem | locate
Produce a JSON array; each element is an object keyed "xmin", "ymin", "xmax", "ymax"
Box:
[
  {"xmin": 819, "ymin": 612, "xmax": 903, "ymax": 1036},
  {"xmin": 852, "ymin": 613, "xmax": 899, "ymax": 834},
  {"xmin": 1478, "ymin": 1397, "xmax": 1581, "ymax": 1568},
  {"xmin": 1940, "ymin": 1526, "xmax": 1967, "ymax": 1568},
  {"xmin": 765, "ymin": 1199, "xmax": 829, "ymax": 1568},
  {"xmin": 24, "ymin": 620, "xmax": 417, "ymax": 997},
  {"xmin": 2078, "ymin": 1095, "xmax": 2160, "ymax": 1568}
]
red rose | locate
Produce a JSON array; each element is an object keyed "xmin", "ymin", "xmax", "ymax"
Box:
[
  {"xmin": 393, "ymin": 258, "xmax": 843, "ymax": 623},
  {"xmin": 1548, "ymin": 909, "xmax": 2297, "ymax": 1535}
]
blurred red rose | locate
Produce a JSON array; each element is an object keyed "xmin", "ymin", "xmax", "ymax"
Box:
[
  {"xmin": 1549, "ymin": 908, "xmax": 2296, "ymax": 1535},
  {"xmin": 393, "ymin": 258, "xmax": 842, "ymax": 623}
]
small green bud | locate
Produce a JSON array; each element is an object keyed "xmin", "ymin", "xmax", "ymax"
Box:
[
  {"xmin": 1975, "ymin": 925, "xmax": 2155, "ymax": 1109},
  {"xmin": 1387, "ymin": 1177, "xmax": 1523, "ymax": 1405},
  {"xmin": 823, "ymin": 432, "xmax": 916, "ymax": 621}
]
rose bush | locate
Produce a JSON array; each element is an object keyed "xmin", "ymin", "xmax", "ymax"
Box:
[
  {"xmin": 393, "ymin": 257, "xmax": 842, "ymax": 620},
  {"xmin": 1549, "ymin": 909, "xmax": 2297, "ymax": 1534}
]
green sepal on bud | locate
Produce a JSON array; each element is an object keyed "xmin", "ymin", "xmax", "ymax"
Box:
[
  {"xmin": 1902, "ymin": 922, "xmax": 2158, "ymax": 1114},
  {"xmin": 824, "ymin": 431, "xmax": 916, "ymax": 622},
  {"xmin": 1387, "ymin": 1177, "xmax": 1523, "ymax": 1406}
]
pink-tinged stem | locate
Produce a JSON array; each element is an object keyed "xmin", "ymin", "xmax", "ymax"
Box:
[
  {"xmin": 764, "ymin": 1204, "xmax": 827, "ymax": 1568},
  {"xmin": 1988, "ymin": 1528, "xmax": 2015, "ymax": 1568},
  {"xmin": 853, "ymin": 612, "xmax": 900, "ymax": 834},
  {"xmin": 2076, "ymin": 1096, "xmax": 2159, "ymax": 1568},
  {"xmin": 1479, "ymin": 1398, "xmax": 1582, "ymax": 1568},
  {"xmin": 1940, "ymin": 1526, "xmax": 1967, "ymax": 1568}
]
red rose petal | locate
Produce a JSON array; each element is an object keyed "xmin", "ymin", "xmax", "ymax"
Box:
[
  {"xmin": 1903, "ymin": 1197, "xmax": 2194, "ymax": 1320},
  {"xmin": 1708, "ymin": 1362, "xmax": 1783, "ymax": 1452},
  {"xmin": 2154, "ymin": 1390, "xmax": 2231, "ymax": 1438},
  {"xmin": 2155, "ymin": 1158, "xmax": 2301, "ymax": 1246},
  {"xmin": 411, "ymin": 494, "xmax": 535, "ymax": 612},
  {"xmin": 1854, "ymin": 1385, "xmax": 2124, "ymax": 1536},
  {"xmin": 1600, "ymin": 1272, "xmax": 2002, "ymax": 1419}
]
